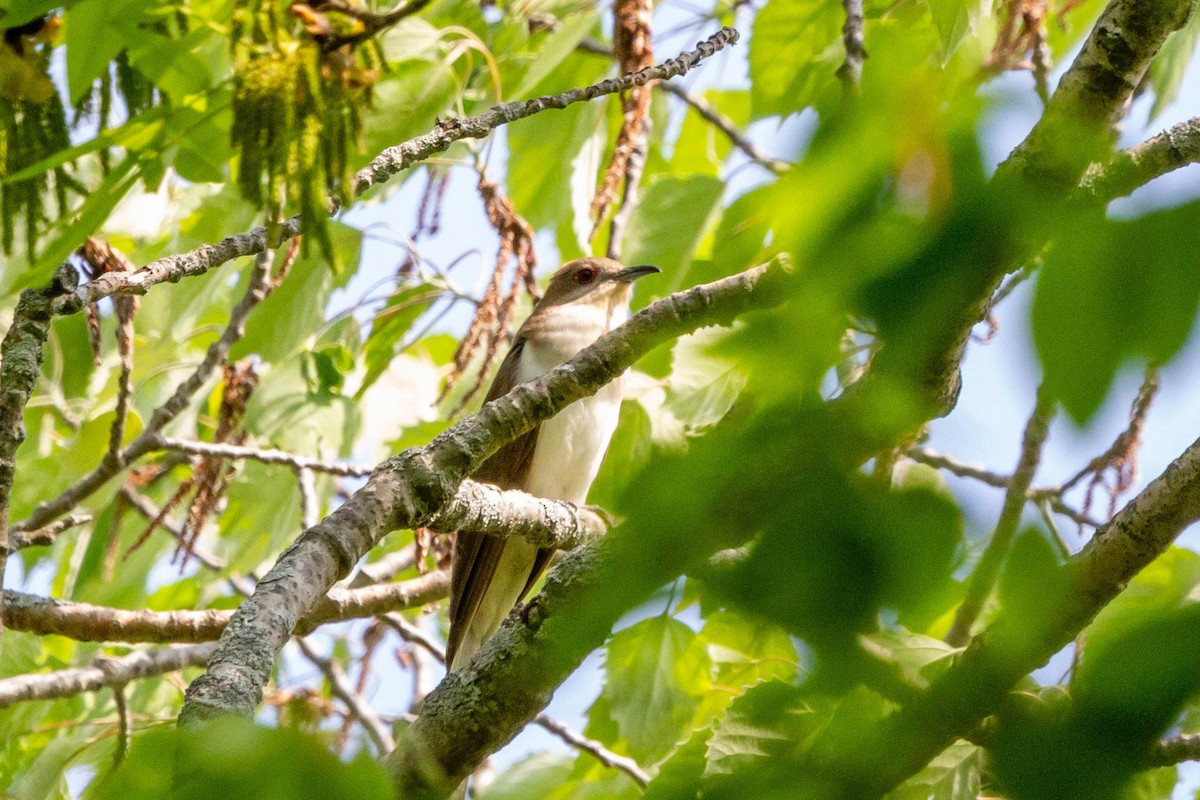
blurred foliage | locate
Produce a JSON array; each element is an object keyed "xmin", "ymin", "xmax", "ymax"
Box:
[{"xmin": 1, "ymin": 0, "xmax": 1200, "ymax": 798}]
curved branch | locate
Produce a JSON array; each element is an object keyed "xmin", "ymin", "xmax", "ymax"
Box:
[
  {"xmin": 50, "ymin": 28, "xmax": 741, "ymax": 317},
  {"xmin": 177, "ymin": 261, "xmax": 784, "ymax": 725}
]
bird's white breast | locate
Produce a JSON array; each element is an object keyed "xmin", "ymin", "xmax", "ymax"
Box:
[{"xmin": 518, "ymin": 301, "xmax": 628, "ymax": 503}]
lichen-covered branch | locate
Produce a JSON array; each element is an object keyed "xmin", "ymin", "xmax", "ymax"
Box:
[
  {"xmin": 0, "ymin": 266, "xmax": 79, "ymax": 652},
  {"xmin": 50, "ymin": 28, "xmax": 739, "ymax": 317},
  {"xmin": 1081, "ymin": 116, "xmax": 1200, "ymax": 201},
  {"xmin": 0, "ymin": 643, "xmax": 215, "ymax": 710},
  {"xmin": 427, "ymin": 481, "xmax": 608, "ymax": 551},
  {"xmin": 177, "ymin": 261, "xmax": 784, "ymax": 725}
]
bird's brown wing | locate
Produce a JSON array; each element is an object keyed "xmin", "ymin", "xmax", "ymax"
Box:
[{"xmin": 446, "ymin": 338, "xmax": 543, "ymax": 668}]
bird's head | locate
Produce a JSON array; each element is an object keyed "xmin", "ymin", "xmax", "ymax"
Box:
[{"xmin": 536, "ymin": 257, "xmax": 660, "ymax": 311}]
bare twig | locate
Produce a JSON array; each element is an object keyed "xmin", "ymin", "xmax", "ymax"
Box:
[
  {"xmin": 658, "ymin": 82, "xmax": 787, "ymax": 173},
  {"xmin": 151, "ymin": 436, "xmax": 373, "ymax": 477},
  {"xmin": 296, "ymin": 638, "xmax": 394, "ymax": 754},
  {"xmin": 305, "ymin": 0, "xmax": 434, "ymax": 51},
  {"xmin": 947, "ymin": 385, "xmax": 1056, "ymax": 645},
  {"xmin": 4, "ymin": 513, "xmax": 92, "ymax": 552},
  {"xmin": 907, "ymin": 447, "xmax": 1104, "ymax": 528},
  {"xmin": 1062, "ymin": 367, "xmax": 1159, "ymax": 519},
  {"xmin": 534, "ymin": 714, "xmax": 652, "ymax": 787}
]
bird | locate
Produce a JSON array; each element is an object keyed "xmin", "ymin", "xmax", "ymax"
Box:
[{"xmin": 445, "ymin": 257, "xmax": 660, "ymax": 671}]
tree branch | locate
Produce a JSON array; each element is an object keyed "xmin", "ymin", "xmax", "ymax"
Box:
[
  {"xmin": 1, "ymin": 571, "xmax": 448, "ymax": 645},
  {"xmin": 998, "ymin": 0, "xmax": 1196, "ymax": 192},
  {"xmin": 0, "ymin": 265, "xmax": 79, "ymax": 653},
  {"xmin": 0, "ymin": 643, "xmax": 215, "ymax": 710},
  {"xmin": 48, "ymin": 28, "xmax": 739, "ymax": 319},
  {"xmin": 1081, "ymin": 115, "xmax": 1200, "ymax": 201},
  {"xmin": 946, "ymin": 385, "xmax": 1056, "ymax": 645},
  {"xmin": 836, "ymin": 0, "xmax": 866, "ymax": 97},
  {"xmin": 177, "ymin": 261, "xmax": 784, "ymax": 725}
]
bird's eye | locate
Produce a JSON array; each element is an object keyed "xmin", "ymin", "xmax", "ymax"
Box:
[{"xmin": 573, "ymin": 266, "xmax": 598, "ymax": 285}]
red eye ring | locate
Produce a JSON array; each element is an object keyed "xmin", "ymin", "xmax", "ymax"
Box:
[{"xmin": 573, "ymin": 267, "xmax": 598, "ymax": 285}]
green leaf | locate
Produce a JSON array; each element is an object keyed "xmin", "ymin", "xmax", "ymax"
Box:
[
  {"xmin": 478, "ymin": 754, "xmax": 574, "ymax": 800},
  {"xmin": 642, "ymin": 728, "xmax": 711, "ymax": 800},
  {"xmin": 1033, "ymin": 203, "xmax": 1200, "ymax": 423},
  {"xmin": 356, "ymin": 283, "xmax": 440, "ymax": 399},
  {"xmin": 91, "ymin": 718, "xmax": 392, "ymax": 800},
  {"xmin": 235, "ymin": 222, "xmax": 361, "ymax": 364},
  {"xmin": 923, "ymin": 0, "xmax": 974, "ymax": 63},
  {"xmin": 1147, "ymin": 5, "xmax": 1200, "ymax": 121},
  {"xmin": 64, "ymin": 0, "xmax": 142, "ymax": 103},
  {"xmin": 602, "ymin": 617, "xmax": 713, "ymax": 762},
  {"xmin": 886, "ymin": 741, "xmax": 984, "ymax": 800},
  {"xmin": 748, "ymin": 0, "xmax": 842, "ymax": 119},
  {"xmin": 620, "ymin": 175, "xmax": 724, "ymax": 304}
]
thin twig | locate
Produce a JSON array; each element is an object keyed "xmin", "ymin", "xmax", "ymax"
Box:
[
  {"xmin": 152, "ymin": 436, "xmax": 373, "ymax": 477},
  {"xmin": 4, "ymin": 514, "xmax": 93, "ymax": 552},
  {"xmin": 947, "ymin": 385, "xmax": 1056, "ymax": 645},
  {"xmin": 50, "ymin": 28, "xmax": 740, "ymax": 321},
  {"xmin": 535, "ymin": 714, "xmax": 652, "ymax": 787},
  {"xmin": 297, "ymin": 467, "xmax": 319, "ymax": 531},
  {"xmin": 836, "ymin": 0, "xmax": 866, "ymax": 97},
  {"xmin": 311, "ymin": 0, "xmax": 434, "ymax": 51},
  {"xmin": 657, "ymin": 82, "xmax": 787, "ymax": 173},
  {"xmin": 14, "ymin": 250, "xmax": 279, "ymax": 535},
  {"xmin": 296, "ymin": 638, "xmax": 395, "ymax": 754},
  {"xmin": 906, "ymin": 448, "xmax": 1103, "ymax": 528}
]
